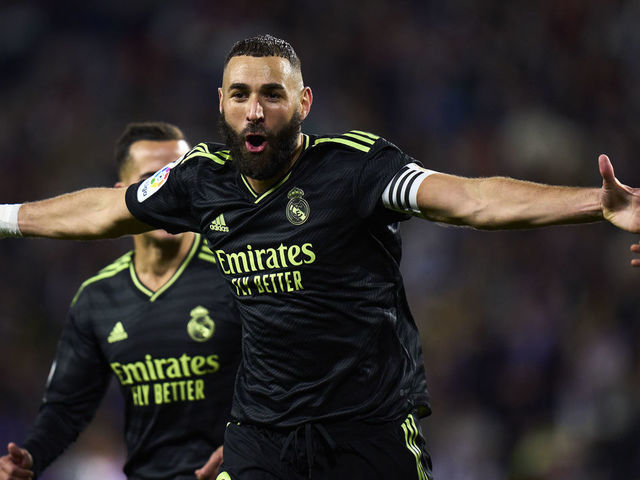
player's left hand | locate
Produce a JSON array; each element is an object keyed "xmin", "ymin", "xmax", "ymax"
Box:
[
  {"xmin": 599, "ymin": 154, "xmax": 640, "ymax": 232},
  {"xmin": 194, "ymin": 445, "xmax": 223, "ymax": 480}
]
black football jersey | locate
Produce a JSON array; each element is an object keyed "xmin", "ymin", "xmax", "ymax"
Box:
[
  {"xmin": 24, "ymin": 234, "xmax": 242, "ymax": 479},
  {"xmin": 125, "ymin": 131, "xmax": 430, "ymax": 428}
]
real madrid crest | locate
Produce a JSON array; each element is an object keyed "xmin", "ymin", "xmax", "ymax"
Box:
[
  {"xmin": 187, "ymin": 306, "xmax": 215, "ymax": 342},
  {"xmin": 286, "ymin": 187, "xmax": 310, "ymax": 225}
]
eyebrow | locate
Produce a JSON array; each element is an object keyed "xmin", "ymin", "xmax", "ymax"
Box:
[{"xmin": 228, "ymin": 82, "xmax": 286, "ymax": 92}]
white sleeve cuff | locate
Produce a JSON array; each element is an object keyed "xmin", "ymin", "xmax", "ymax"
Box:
[{"xmin": 0, "ymin": 204, "xmax": 22, "ymax": 237}]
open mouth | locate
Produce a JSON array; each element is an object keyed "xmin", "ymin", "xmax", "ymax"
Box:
[{"xmin": 245, "ymin": 134, "xmax": 267, "ymax": 153}]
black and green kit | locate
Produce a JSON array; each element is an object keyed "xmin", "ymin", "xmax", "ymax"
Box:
[
  {"xmin": 125, "ymin": 132, "xmax": 432, "ymax": 478},
  {"xmin": 23, "ymin": 234, "xmax": 242, "ymax": 480}
]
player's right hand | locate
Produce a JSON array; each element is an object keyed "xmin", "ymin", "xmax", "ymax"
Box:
[{"xmin": 0, "ymin": 443, "xmax": 34, "ymax": 479}]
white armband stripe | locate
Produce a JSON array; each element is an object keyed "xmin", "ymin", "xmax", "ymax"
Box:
[
  {"xmin": 390, "ymin": 168, "xmax": 415, "ymax": 209},
  {"xmin": 382, "ymin": 163, "xmax": 437, "ymax": 215}
]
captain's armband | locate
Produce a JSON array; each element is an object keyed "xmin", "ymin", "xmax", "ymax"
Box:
[{"xmin": 382, "ymin": 163, "xmax": 437, "ymax": 215}]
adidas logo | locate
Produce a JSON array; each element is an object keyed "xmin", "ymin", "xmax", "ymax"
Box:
[
  {"xmin": 108, "ymin": 322, "xmax": 128, "ymax": 343},
  {"xmin": 209, "ymin": 213, "xmax": 229, "ymax": 232}
]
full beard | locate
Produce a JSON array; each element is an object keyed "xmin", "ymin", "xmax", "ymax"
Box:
[{"xmin": 218, "ymin": 110, "xmax": 302, "ymax": 180}]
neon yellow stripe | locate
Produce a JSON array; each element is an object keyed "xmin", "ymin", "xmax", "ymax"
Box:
[
  {"xmin": 201, "ymin": 241, "xmax": 214, "ymax": 255},
  {"xmin": 241, "ymin": 175, "xmax": 258, "ymax": 198},
  {"xmin": 254, "ymin": 171, "xmax": 292, "ymax": 204},
  {"xmin": 198, "ymin": 253, "xmax": 217, "ymax": 264},
  {"xmin": 408, "ymin": 417, "xmax": 428, "ymax": 480},
  {"xmin": 71, "ymin": 252, "xmax": 133, "ymax": 306},
  {"xmin": 404, "ymin": 416, "xmax": 428, "ymax": 480},
  {"xmin": 313, "ymin": 137, "xmax": 370, "ymax": 152},
  {"xmin": 181, "ymin": 143, "xmax": 228, "ymax": 165},
  {"xmin": 129, "ymin": 262, "xmax": 153, "ymax": 297},
  {"xmin": 183, "ymin": 150, "xmax": 227, "ymax": 165},
  {"xmin": 149, "ymin": 235, "xmax": 200, "ymax": 302},
  {"xmin": 350, "ymin": 130, "xmax": 379, "ymax": 140},
  {"xmin": 344, "ymin": 132, "xmax": 376, "ymax": 145},
  {"xmin": 98, "ymin": 252, "xmax": 132, "ymax": 272},
  {"xmin": 71, "ymin": 260, "xmax": 131, "ymax": 306},
  {"xmin": 130, "ymin": 235, "xmax": 202, "ymax": 302},
  {"xmin": 402, "ymin": 418, "xmax": 425, "ymax": 480}
]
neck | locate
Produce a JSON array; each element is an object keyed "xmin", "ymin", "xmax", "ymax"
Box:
[
  {"xmin": 132, "ymin": 232, "xmax": 196, "ymax": 292},
  {"xmin": 246, "ymin": 133, "xmax": 304, "ymax": 194}
]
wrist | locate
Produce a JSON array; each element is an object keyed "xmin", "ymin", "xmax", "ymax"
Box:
[{"xmin": 0, "ymin": 204, "xmax": 22, "ymax": 237}]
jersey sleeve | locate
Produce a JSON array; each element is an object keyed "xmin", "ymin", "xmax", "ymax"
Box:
[
  {"xmin": 23, "ymin": 299, "xmax": 111, "ymax": 477},
  {"xmin": 125, "ymin": 156, "xmax": 200, "ymax": 234},
  {"xmin": 353, "ymin": 135, "xmax": 423, "ymax": 220}
]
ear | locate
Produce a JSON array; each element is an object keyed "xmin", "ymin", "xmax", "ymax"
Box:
[
  {"xmin": 218, "ymin": 87, "xmax": 223, "ymax": 114},
  {"xmin": 300, "ymin": 87, "xmax": 313, "ymax": 121}
]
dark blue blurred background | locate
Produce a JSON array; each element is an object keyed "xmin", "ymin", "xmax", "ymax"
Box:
[{"xmin": 1, "ymin": 1, "xmax": 640, "ymax": 479}]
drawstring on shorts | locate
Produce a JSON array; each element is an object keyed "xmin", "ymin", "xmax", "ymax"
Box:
[{"xmin": 279, "ymin": 423, "xmax": 337, "ymax": 479}]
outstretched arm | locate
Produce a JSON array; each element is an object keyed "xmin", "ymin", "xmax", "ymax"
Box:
[
  {"xmin": 7, "ymin": 187, "xmax": 152, "ymax": 239},
  {"xmin": 415, "ymin": 155, "xmax": 640, "ymax": 231}
]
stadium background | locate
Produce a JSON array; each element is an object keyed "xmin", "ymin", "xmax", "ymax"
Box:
[{"xmin": 1, "ymin": 1, "xmax": 640, "ymax": 479}]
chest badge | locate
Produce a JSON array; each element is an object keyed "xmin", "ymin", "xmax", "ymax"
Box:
[
  {"xmin": 286, "ymin": 187, "xmax": 310, "ymax": 225},
  {"xmin": 187, "ymin": 306, "xmax": 215, "ymax": 342}
]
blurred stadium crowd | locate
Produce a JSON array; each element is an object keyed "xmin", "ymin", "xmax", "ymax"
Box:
[{"xmin": 1, "ymin": 1, "xmax": 640, "ymax": 479}]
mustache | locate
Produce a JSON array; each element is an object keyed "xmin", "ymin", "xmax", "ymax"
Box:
[{"xmin": 243, "ymin": 124, "xmax": 268, "ymax": 136}]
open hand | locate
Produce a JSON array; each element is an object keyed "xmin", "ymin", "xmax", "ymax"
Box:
[{"xmin": 599, "ymin": 154, "xmax": 640, "ymax": 233}]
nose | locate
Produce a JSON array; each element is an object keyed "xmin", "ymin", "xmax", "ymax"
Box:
[{"xmin": 246, "ymin": 95, "xmax": 264, "ymax": 123}]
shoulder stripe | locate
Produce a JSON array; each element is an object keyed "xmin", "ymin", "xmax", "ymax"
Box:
[
  {"xmin": 349, "ymin": 130, "xmax": 379, "ymax": 140},
  {"xmin": 311, "ymin": 131, "xmax": 380, "ymax": 153},
  {"xmin": 344, "ymin": 131, "xmax": 377, "ymax": 145},
  {"xmin": 71, "ymin": 252, "xmax": 133, "ymax": 306},
  {"xmin": 181, "ymin": 143, "xmax": 230, "ymax": 166},
  {"xmin": 313, "ymin": 137, "xmax": 370, "ymax": 153}
]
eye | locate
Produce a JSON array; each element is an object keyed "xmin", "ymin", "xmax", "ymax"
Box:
[
  {"xmin": 230, "ymin": 91, "xmax": 248, "ymax": 100},
  {"xmin": 265, "ymin": 92, "xmax": 283, "ymax": 101}
]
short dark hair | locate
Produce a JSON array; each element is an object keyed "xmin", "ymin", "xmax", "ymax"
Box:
[
  {"xmin": 115, "ymin": 121, "xmax": 187, "ymax": 174},
  {"xmin": 224, "ymin": 34, "xmax": 301, "ymax": 71}
]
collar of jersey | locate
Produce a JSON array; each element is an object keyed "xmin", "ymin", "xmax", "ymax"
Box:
[
  {"xmin": 240, "ymin": 133, "xmax": 311, "ymax": 204},
  {"xmin": 129, "ymin": 234, "xmax": 201, "ymax": 302}
]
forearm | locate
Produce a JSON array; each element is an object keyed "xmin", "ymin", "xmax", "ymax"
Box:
[
  {"xmin": 23, "ymin": 405, "xmax": 86, "ymax": 477},
  {"xmin": 418, "ymin": 174, "xmax": 603, "ymax": 229},
  {"xmin": 17, "ymin": 187, "xmax": 150, "ymax": 239}
]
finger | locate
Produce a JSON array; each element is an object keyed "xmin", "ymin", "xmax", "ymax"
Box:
[
  {"xmin": 598, "ymin": 154, "xmax": 614, "ymax": 183},
  {"xmin": 632, "ymin": 258, "xmax": 640, "ymax": 267},
  {"xmin": 6, "ymin": 444, "xmax": 23, "ymax": 463}
]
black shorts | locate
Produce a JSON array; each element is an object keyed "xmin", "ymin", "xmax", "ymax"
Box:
[{"xmin": 216, "ymin": 413, "xmax": 433, "ymax": 480}]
